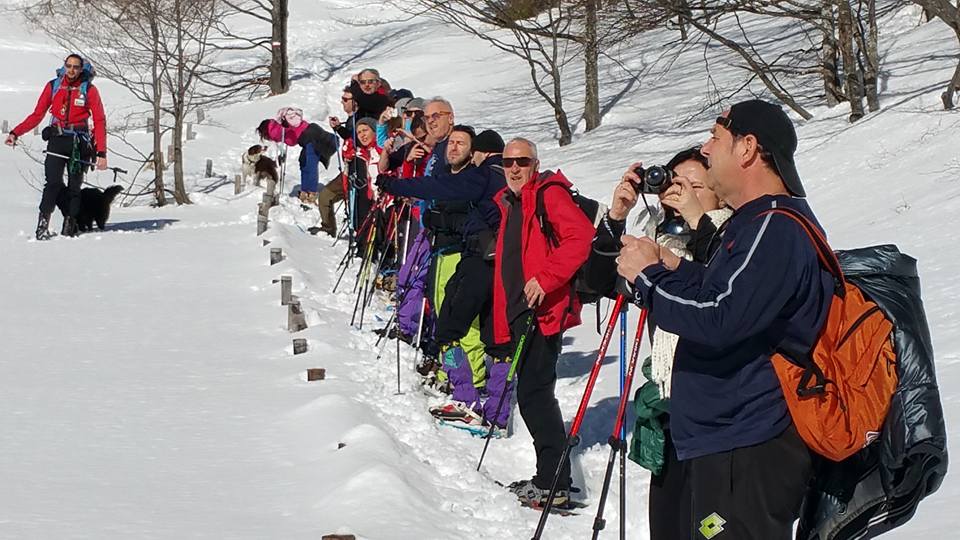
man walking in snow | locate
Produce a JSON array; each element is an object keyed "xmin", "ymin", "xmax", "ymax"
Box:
[
  {"xmin": 492, "ymin": 138, "xmax": 594, "ymax": 507},
  {"xmin": 5, "ymin": 53, "xmax": 108, "ymax": 240},
  {"xmin": 616, "ymin": 99, "xmax": 829, "ymax": 538}
]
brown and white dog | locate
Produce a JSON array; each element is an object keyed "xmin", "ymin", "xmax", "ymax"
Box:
[{"xmin": 242, "ymin": 144, "xmax": 279, "ymax": 197}]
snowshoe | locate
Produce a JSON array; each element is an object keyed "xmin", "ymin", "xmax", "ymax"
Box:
[
  {"xmin": 505, "ymin": 479, "xmax": 574, "ymax": 510},
  {"xmin": 436, "ymin": 417, "xmax": 505, "ymax": 438}
]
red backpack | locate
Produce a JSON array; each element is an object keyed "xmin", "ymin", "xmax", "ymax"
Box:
[{"xmin": 764, "ymin": 208, "xmax": 898, "ymax": 462}]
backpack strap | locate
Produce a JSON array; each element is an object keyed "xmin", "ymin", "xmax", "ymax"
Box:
[
  {"xmin": 535, "ymin": 183, "xmax": 565, "ymax": 249},
  {"xmin": 759, "ymin": 207, "xmax": 846, "ymax": 298}
]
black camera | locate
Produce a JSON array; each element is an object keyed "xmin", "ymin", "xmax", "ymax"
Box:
[{"xmin": 631, "ymin": 165, "xmax": 674, "ymax": 195}]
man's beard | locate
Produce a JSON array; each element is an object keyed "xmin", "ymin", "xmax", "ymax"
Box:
[{"xmin": 449, "ymin": 154, "xmax": 470, "ymax": 171}]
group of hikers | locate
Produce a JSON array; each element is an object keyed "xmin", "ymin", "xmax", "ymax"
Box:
[
  {"xmin": 254, "ymin": 67, "xmax": 946, "ymax": 540},
  {"xmin": 5, "ymin": 55, "xmax": 946, "ymax": 539}
]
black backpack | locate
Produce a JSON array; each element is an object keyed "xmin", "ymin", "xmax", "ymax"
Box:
[{"xmin": 535, "ymin": 182, "xmax": 607, "ymax": 304}]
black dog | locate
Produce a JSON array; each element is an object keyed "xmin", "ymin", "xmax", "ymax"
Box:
[{"xmin": 76, "ymin": 185, "xmax": 124, "ymax": 232}]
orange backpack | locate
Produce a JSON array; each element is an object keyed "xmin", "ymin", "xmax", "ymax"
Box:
[{"xmin": 764, "ymin": 208, "xmax": 898, "ymax": 462}]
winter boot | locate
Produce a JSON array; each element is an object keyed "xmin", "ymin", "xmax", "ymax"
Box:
[
  {"xmin": 507, "ymin": 479, "xmax": 570, "ymax": 508},
  {"xmin": 440, "ymin": 343, "xmax": 481, "ymax": 406},
  {"xmin": 61, "ymin": 215, "xmax": 79, "ymax": 237},
  {"xmin": 35, "ymin": 212, "xmax": 54, "ymax": 241}
]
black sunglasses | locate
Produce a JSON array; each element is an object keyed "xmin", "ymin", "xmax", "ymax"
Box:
[
  {"xmin": 503, "ymin": 157, "xmax": 534, "ymax": 168},
  {"xmin": 64, "ymin": 63, "xmax": 82, "ymax": 69}
]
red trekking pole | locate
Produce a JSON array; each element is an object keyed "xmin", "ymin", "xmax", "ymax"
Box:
[
  {"xmin": 532, "ymin": 294, "xmax": 626, "ymax": 539},
  {"xmin": 591, "ymin": 308, "xmax": 648, "ymax": 539}
]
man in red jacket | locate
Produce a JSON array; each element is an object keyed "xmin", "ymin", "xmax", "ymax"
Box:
[
  {"xmin": 5, "ymin": 54, "xmax": 108, "ymax": 240},
  {"xmin": 492, "ymin": 137, "xmax": 594, "ymax": 507}
]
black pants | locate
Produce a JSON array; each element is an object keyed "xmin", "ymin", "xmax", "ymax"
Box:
[
  {"xmin": 649, "ymin": 427, "xmax": 690, "ymax": 539},
  {"xmin": 435, "ymin": 252, "xmax": 493, "ymax": 345},
  {"xmin": 665, "ymin": 424, "xmax": 811, "ymax": 540},
  {"xmin": 514, "ymin": 323, "xmax": 570, "ymax": 489},
  {"xmin": 42, "ymin": 134, "xmax": 92, "ymax": 218}
]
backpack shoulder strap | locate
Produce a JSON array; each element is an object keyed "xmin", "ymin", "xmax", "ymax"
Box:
[
  {"xmin": 536, "ymin": 182, "xmax": 571, "ymax": 249},
  {"xmin": 760, "ymin": 207, "xmax": 845, "ymax": 297}
]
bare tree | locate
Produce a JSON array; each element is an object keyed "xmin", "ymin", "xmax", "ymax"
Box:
[
  {"xmin": 912, "ymin": 0, "xmax": 960, "ymax": 109},
  {"xmin": 218, "ymin": 0, "xmax": 290, "ymax": 95}
]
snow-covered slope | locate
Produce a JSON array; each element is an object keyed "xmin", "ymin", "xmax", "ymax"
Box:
[{"xmin": 0, "ymin": 1, "xmax": 957, "ymax": 538}]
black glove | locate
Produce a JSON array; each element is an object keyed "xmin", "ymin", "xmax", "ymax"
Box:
[{"xmin": 375, "ymin": 173, "xmax": 393, "ymax": 191}]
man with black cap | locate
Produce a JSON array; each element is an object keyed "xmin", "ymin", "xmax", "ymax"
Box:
[
  {"xmin": 615, "ymin": 99, "xmax": 832, "ymax": 539},
  {"xmin": 377, "ymin": 129, "xmax": 509, "ymax": 428}
]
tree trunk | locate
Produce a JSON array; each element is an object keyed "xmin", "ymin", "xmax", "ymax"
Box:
[
  {"xmin": 943, "ymin": 34, "xmax": 960, "ymax": 109},
  {"xmin": 860, "ymin": 0, "xmax": 880, "ymax": 112},
  {"xmin": 676, "ymin": 0, "xmax": 691, "ymax": 41},
  {"xmin": 837, "ymin": 0, "xmax": 865, "ymax": 121},
  {"xmin": 270, "ymin": 0, "xmax": 289, "ymax": 95},
  {"xmin": 821, "ymin": 2, "xmax": 844, "ymax": 107},
  {"xmin": 582, "ymin": 0, "xmax": 600, "ymax": 132},
  {"xmin": 172, "ymin": 0, "xmax": 190, "ymax": 205},
  {"xmin": 150, "ymin": 18, "xmax": 167, "ymax": 207}
]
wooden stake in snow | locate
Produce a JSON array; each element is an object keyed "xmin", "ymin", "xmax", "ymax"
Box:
[
  {"xmin": 205, "ymin": 159, "xmax": 213, "ymax": 177},
  {"xmin": 288, "ymin": 300, "xmax": 307, "ymax": 332},
  {"xmin": 293, "ymin": 338, "xmax": 307, "ymax": 355},
  {"xmin": 320, "ymin": 535, "xmax": 352, "ymax": 540},
  {"xmin": 307, "ymin": 368, "xmax": 325, "ymax": 381},
  {"xmin": 280, "ymin": 275, "xmax": 292, "ymax": 305},
  {"xmin": 257, "ymin": 213, "xmax": 267, "ymax": 236},
  {"xmin": 270, "ymin": 247, "xmax": 283, "ymax": 265},
  {"xmin": 234, "ymin": 174, "xmax": 242, "ymax": 195}
]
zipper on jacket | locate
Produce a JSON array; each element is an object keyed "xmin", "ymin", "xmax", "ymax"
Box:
[{"xmin": 837, "ymin": 306, "xmax": 882, "ymax": 349}]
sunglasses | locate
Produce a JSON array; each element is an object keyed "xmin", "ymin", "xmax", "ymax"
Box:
[
  {"xmin": 64, "ymin": 63, "xmax": 82, "ymax": 69},
  {"xmin": 341, "ymin": 96, "xmax": 353, "ymax": 102},
  {"xmin": 425, "ymin": 111, "xmax": 451, "ymax": 122},
  {"xmin": 403, "ymin": 109, "xmax": 424, "ymax": 117},
  {"xmin": 359, "ymin": 78, "xmax": 378, "ymax": 85},
  {"xmin": 503, "ymin": 157, "xmax": 534, "ymax": 168}
]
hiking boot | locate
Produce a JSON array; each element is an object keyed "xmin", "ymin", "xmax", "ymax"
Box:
[
  {"xmin": 61, "ymin": 216, "xmax": 79, "ymax": 237},
  {"xmin": 421, "ymin": 373, "xmax": 451, "ymax": 398},
  {"xmin": 35, "ymin": 212, "xmax": 53, "ymax": 241},
  {"xmin": 429, "ymin": 401, "xmax": 481, "ymax": 424},
  {"xmin": 507, "ymin": 479, "xmax": 570, "ymax": 508},
  {"xmin": 416, "ymin": 353, "xmax": 440, "ymax": 377}
]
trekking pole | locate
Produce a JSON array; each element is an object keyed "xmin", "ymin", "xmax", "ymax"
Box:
[
  {"xmin": 43, "ymin": 151, "xmax": 128, "ymax": 177},
  {"xmin": 619, "ymin": 308, "xmax": 628, "ymax": 540},
  {"xmin": 592, "ymin": 308, "xmax": 648, "ymax": 540},
  {"xmin": 350, "ymin": 228, "xmax": 377, "ymax": 328},
  {"xmin": 476, "ymin": 312, "xmax": 537, "ymax": 472},
  {"xmin": 532, "ymin": 294, "xmax": 627, "ymax": 540},
  {"xmin": 410, "ymin": 296, "xmax": 428, "ymax": 370}
]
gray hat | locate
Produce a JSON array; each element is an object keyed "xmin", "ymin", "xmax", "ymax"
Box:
[
  {"xmin": 394, "ymin": 97, "xmax": 412, "ymax": 112},
  {"xmin": 356, "ymin": 117, "xmax": 378, "ymax": 131},
  {"xmin": 406, "ymin": 97, "xmax": 426, "ymax": 111}
]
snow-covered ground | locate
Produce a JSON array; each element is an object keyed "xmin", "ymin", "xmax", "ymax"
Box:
[{"xmin": 0, "ymin": 1, "xmax": 958, "ymax": 538}]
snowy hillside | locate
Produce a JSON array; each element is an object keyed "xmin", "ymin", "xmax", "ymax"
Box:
[{"xmin": 0, "ymin": 1, "xmax": 958, "ymax": 539}]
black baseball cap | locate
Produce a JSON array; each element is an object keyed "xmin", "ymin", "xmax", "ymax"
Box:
[{"xmin": 718, "ymin": 99, "xmax": 804, "ymax": 197}]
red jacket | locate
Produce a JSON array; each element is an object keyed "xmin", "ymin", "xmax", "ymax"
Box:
[
  {"xmin": 12, "ymin": 76, "xmax": 107, "ymax": 153},
  {"xmin": 492, "ymin": 170, "xmax": 594, "ymax": 344},
  {"xmin": 340, "ymin": 138, "xmax": 382, "ymax": 199}
]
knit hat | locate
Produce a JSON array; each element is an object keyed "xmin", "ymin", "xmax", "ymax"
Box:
[
  {"xmin": 356, "ymin": 117, "xmax": 378, "ymax": 131},
  {"xmin": 406, "ymin": 97, "xmax": 426, "ymax": 111},
  {"xmin": 472, "ymin": 129, "xmax": 504, "ymax": 153}
]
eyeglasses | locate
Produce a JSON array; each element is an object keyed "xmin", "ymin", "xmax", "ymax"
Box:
[
  {"xmin": 359, "ymin": 78, "xmax": 378, "ymax": 85},
  {"xmin": 425, "ymin": 111, "xmax": 451, "ymax": 122},
  {"xmin": 341, "ymin": 96, "xmax": 353, "ymax": 102},
  {"xmin": 64, "ymin": 63, "xmax": 82, "ymax": 70},
  {"xmin": 403, "ymin": 109, "xmax": 423, "ymax": 117},
  {"xmin": 503, "ymin": 157, "xmax": 534, "ymax": 168}
]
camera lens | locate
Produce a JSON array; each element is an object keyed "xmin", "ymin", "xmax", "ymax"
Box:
[{"xmin": 645, "ymin": 166, "xmax": 668, "ymax": 189}]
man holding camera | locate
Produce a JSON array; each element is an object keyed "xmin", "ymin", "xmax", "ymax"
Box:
[{"xmin": 616, "ymin": 99, "xmax": 833, "ymax": 539}]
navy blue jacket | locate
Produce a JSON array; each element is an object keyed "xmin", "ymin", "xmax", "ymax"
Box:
[
  {"xmin": 380, "ymin": 155, "xmax": 505, "ymax": 238},
  {"xmin": 632, "ymin": 194, "xmax": 833, "ymax": 460}
]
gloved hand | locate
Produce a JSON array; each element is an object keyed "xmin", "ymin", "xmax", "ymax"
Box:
[{"xmin": 375, "ymin": 173, "xmax": 393, "ymax": 191}]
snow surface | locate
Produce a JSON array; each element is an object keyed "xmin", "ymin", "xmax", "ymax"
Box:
[{"xmin": 0, "ymin": 1, "xmax": 958, "ymax": 538}]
